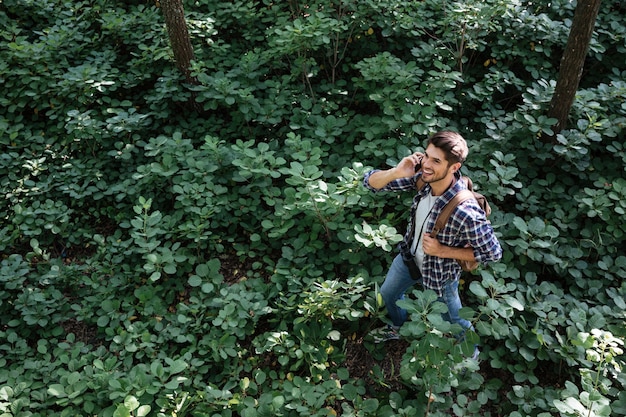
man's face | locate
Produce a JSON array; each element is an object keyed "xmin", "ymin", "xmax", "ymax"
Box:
[{"xmin": 421, "ymin": 144, "xmax": 459, "ymax": 184}]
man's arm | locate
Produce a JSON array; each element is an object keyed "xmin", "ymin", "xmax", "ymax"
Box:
[
  {"xmin": 422, "ymin": 200, "xmax": 502, "ymax": 264},
  {"xmin": 366, "ymin": 152, "xmax": 423, "ymax": 190},
  {"xmin": 422, "ymin": 236, "xmax": 477, "ymax": 261}
]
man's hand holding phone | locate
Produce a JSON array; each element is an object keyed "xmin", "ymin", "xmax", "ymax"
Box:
[{"xmin": 394, "ymin": 152, "xmax": 423, "ymax": 178}]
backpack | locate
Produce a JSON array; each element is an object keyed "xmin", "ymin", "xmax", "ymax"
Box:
[{"xmin": 418, "ymin": 176, "xmax": 491, "ymax": 271}]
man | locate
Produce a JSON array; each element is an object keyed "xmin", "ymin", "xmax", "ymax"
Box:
[{"xmin": 363, "ymin": 130, "xmax": 502, "ymax": 345}]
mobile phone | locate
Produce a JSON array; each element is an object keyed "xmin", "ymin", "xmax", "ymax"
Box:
[{"xmin": 414, "ymin": 156, "xmax": 423, "ymax": 172}]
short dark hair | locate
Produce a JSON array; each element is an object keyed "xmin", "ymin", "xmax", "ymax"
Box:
[{"xmin": 428, "ymin": 131, "xmax": 468, "ymax": 165}]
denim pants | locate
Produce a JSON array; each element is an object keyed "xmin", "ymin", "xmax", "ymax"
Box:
[{"xmin": 380, "ymin": 254, "xmax": 473, "ymax": 332}]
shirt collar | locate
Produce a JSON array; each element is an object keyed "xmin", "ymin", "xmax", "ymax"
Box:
[{"xmin": 416, "ymin": 171, "xmax": 465, "ymax": 204}]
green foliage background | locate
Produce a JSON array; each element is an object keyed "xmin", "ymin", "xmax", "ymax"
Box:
[{"xmin": 1, "ymin": 0, "xmax": 625, "ymax": 416}]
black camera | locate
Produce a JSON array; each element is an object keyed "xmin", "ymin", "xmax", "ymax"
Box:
[{"xmin": 399, "ymin": 241, "xmax": 421, "ymax": 280}]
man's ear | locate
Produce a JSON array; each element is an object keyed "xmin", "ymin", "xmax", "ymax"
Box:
[{"xmin": 451, "ymin": 162, "xmax": 462, "ymax": 173}]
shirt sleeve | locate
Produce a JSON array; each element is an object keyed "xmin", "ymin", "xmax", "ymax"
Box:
[
  {"xmin": 363, "ymin": 169, "xmax": 419, "ymax": 192},
  {"xmin": 439, "ymin": 200, "xmax": 502, "ymax": 264},
  {"xmin": 455, "ymin": 201, "xmax": 503, "ymax": 265}
]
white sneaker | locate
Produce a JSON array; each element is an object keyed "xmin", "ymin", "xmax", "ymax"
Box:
[{"xmin": 370, "ymin": 325, "xmax": 400, "ymax": 343}]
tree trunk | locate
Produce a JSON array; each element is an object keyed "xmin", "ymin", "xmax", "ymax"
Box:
[
  {"xmin": 546, "ymin": 0, "xmax": 602, "ymax": 139},
  {"xmin": 160, "ymin": 0, "xmax": 195, "ymax": 83},
  {"xmin": 159, "ymin": 0, "xmax": 201, "ymax": 111}
]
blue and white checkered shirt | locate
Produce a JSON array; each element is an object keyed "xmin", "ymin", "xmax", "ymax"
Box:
[{"xmin": 364, "ymin": 170, "xmax": 502, "ymax": 296}]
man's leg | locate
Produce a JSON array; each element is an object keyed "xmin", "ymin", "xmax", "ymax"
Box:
[
  {"xmin": 439, "ymin": 279, "xmax": 479, "ymax": 359},
  {"xmin": 379, "ymin": 254, "xmax": 420, "ymax": 327},
  {"xmin": 439, "ymin": 279, "xmax": 472, "ymax": 331}
]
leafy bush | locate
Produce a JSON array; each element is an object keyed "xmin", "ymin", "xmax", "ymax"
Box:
[{"xmin": 1, "ymin": 0, "xmax": 625, "ymax": 415}]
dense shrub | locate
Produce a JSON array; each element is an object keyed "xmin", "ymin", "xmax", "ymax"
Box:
[{"xmin": 1, "ymin": 0, "xmax": 625, "ymax": 416}]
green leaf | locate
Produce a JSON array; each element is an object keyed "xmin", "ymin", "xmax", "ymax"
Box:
[
  {"xmin": 201, "ymin": 282, "xmax": 215, "ymax": 293},
  {"xmin": 554, "ymin": 398, "xmax": 586, "ymax": 415},
  {"xmin": 97, "ymin": 315, "xmax": 110, "ymax": 327},
  {"xmin": 47, "ymin": 384, "xmax": 66, "ymax": 398},
  {"xmin": 151, "ymin": 360, "xmax": 165, "ymax": 378},
  {"xmin": 124, "ymin": 396, "xmax": 140, "ymax": 411},
  {"xmin": 504, "ymin": 296, "xmax": 524, "ymax": 311},
  {"xmin": 512, "ymin": 217, "xmax": 527, "ymax": 233},
  {"xmin": 196, "ymin": 263, "xmax": 210, "ymax": 277},
  {"xmin": 470, "ymin": 281, "xmax": 488, "ymax": 299},
  {"xmin": 254, "ymin": 370, "xmax": 267, "ymax": 385},
  {"xmin": 67, "ymin": 372, "xmax": 81, "ymax": 385},
  {"xmin": 343, "ymin": 384, "xmax": 359, "ymax": 401},
  {"xmin": 113, "ymin": 404, "xmax": 131, "ymax": 417},
  {"xmin": 362, "ymin": 398, "xmax": 380, "ymax": 413},
  {"xmin": 137, "ymin": 405, "xmax": 151, "ymax": 417},
  {"xmin": 166, "ymin": 358, "xmax": 188, "ymax": 374},
  {"xmin": 188, "ymin": 275, "xmax": 203, "ymax": 287}
]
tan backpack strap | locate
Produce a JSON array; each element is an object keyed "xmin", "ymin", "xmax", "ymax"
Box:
[{"xmin": 429, "ymin": 190, "xmax": 474, "ymax": 238}]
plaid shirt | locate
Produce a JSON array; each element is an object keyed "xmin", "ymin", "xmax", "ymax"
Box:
[{"xmin": 364, "ymin": 170, "xmax": 502, "ymax": 296}]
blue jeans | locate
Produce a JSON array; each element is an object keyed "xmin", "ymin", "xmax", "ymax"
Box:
[{"xmin": 380, "ymin": 254, "xmax": 473, "ymax": 332}]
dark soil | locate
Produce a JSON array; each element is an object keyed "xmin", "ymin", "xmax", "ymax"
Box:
[{"xmin": 343, "ymin": 336, "xmax": 410, "ymax": 393}]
